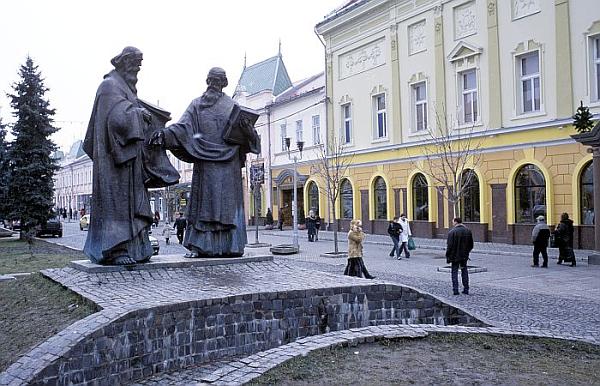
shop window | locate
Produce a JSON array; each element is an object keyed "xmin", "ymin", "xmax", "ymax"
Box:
[
  {"xmin": 515, "ymin": 164, "xmax": 546, "ymax": 223},
  {"xmin": 340, "ymin": 179, "xmax": 353, "ymax": 219},
  {"xmin": 460, "ymin": 169, "xmax": 480, "ymax": 222},
  {"xmin": 413, "ymin": 173, "xmax": 429, "ymax": 221},
  {"xmin": 373, "ymin": 177, "xmax": 387, "ymax": 220},
  {"xmin": 581, "ymin": 161, "xmax": 594, "ymax": 225},
  {"xmin": 308, "ymin": 181, "xmax": 319, "ymax": 215}
]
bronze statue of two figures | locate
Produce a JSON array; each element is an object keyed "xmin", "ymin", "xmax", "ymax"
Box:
[{"xmin": 83, "ymin": 46, "xmax": 260, "ymax": 265}]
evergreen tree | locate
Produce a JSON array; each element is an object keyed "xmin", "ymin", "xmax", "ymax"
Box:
[
  {"xmin": 573, "ymin": 100, "xmax": 595, "ymax": 133},
  {"xmin": 0, "ymin": 117, "xmax": 10, "ymax": 222},
  {"xmin": 7, "ymin": 57, "xmax": 59, "ymax": 237}
]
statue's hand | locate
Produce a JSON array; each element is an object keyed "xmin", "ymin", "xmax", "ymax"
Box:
[
  {"xmin": 149, "ymin": 130, "xmax": 165, "ymax": 146},
  {"xmin": 141, "ymin": 108, "xmax": 153, "ymax": 124}
]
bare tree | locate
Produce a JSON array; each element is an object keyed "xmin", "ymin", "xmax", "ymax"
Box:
[
  {"xmin": 312, "ymin": 136, "xmax": 355, "ymax": 254},
  {"xmin": 409, "ymin": 106, "xmax": 485, "ymax": 219}
]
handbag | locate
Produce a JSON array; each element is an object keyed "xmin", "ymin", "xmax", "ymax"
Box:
[{"xmin": 407, "ymin": 236, "xmax": 416, "ymax": 250}]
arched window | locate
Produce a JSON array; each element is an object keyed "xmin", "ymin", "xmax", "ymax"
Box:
[
  {"xmin": 340, "ymin": 179, "xmax": 354, "ymax": 219},
  {"xmin": 515, "ymin": 164, "xmax": 546, "ymax": 223},
  {"xmin": 373, "ymin": 177, "xmax": 387, "ymax": 220},
  {"xmin": 581, "ymin": 161, "xmax": 594, "ymax": 225},
  {"xmin": 460, "ymin": 169, "xmax": 480, "ymax": 222},
  {"xmin": 308, "ymin": 182, "xmax": 319, "ymax": 215},
  {"xmin": 413, "ymin": 173, "xmax": 429, "ymax": 221}
]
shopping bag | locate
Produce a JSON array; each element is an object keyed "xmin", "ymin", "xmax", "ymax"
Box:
[{"xmin": 407, "ymin": 236, "xmax": 416, "ymax": 250}]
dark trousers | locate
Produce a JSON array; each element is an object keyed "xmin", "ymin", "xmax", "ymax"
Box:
[
  {"xmin": 177, "ymin": 230, "xmax": 184, "ymax": 244},
  {"xmin": 451, "ymin": 261, "xmax": 469, "ymax": 294},
  {"xmin": 278, "ymin": 220, "xmax": 283, "ymax": 231},
  {"xmin": 308, "ymin": 230, "xmax": 315, "ymax": 242},
  {"xmin": 399, "ymin": 241, "xmax": 410, "ymax": 258},
  {"xmin": 532, "ymin": 244, "xmax": 548, "ymax": 266},
  {"xmin": 390, "ymin": 236, "xmax": 400, "ymax": 257}
]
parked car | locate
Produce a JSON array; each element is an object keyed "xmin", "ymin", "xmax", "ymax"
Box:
[
  {"xmin": 36, "ymin": 218, "xmax": 63, "ymax": 238},
  {"xmin": 149, "ymin": 235, "xmax": 159, "ymax": 255},
  {"xmin": 7, "ymin": 220, "xmax": 21, "ymax": 231},
  {"xmin": 80, "ymin": 214, "xmax": 90, "ymax": 231}
]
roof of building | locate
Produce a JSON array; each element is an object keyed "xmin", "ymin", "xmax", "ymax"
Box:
[
  {"xmin": 234, "ymin": 54, "xmax": 293, "ymax": 97},
  {"xmin": 67, "ymin": 140, "xmax": 86, "ymax": 159},
  {"xmin": 315, "ymin": 0, "xmax": 367, "ymax": 30},
  {"xmin": 273, "ymin": 72, "xmax": 325, "ymax": 105}
]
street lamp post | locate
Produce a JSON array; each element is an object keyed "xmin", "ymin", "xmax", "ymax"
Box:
[{"xmin": 285, "ymin": 137, "xmax": 304, "ymax": 251}]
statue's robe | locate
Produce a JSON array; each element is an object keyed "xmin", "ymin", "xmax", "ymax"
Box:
[
  {"xmin": 82, "ymin": 70, "xmax": 153, "ymax": 264},
  {"xmin": 164, "ymin": 94, "xmax": 260, "ymax": 256}
]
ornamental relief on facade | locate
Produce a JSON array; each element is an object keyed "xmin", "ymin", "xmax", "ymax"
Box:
[
  {"xmin": 454, "ymin": 1, "xmax": 477, "ymax": 39},
  {"xmin": 408, "ymin": 20, "xmax": 426, "ymax": 55},
  {"xmin": 339, "ymin": 38, "xmax": 385, "ymax": 79},
  {"xmin": 512, "ymin": 0, "xmax": 540, "ymax": 20}
]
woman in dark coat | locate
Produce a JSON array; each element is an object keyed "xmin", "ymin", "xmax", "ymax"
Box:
[
  {"xmin": 554, "ymin": 212, "xmax": 576, "ymax": 267},
  {"xmin": 306, "ymin": 210, "xmax": 317, "ymax": 242}
]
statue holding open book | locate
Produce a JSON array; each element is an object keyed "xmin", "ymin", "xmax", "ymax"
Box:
[{"xmin": 150, "ymin": 67, "xmax": 260, "ymax": 258}]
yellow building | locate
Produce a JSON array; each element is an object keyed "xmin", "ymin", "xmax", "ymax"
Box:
[{"xmin": 310, "ymin": 0, "xmax": 600, "ymax": 247}]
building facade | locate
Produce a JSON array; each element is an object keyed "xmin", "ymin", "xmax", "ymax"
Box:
[
  {"xmin": 235, "ymin": 54, "xmax": 327, "ymax": 225},
  {"xmin": 314, "ymin": 0, "xmax": 600, "ymax": 247}
]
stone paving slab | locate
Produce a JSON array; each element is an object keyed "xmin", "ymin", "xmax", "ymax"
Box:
[
  {"xmin": 69, "ymin": 254, "xmax": 273, "ymax": 273},
  {"xmin": 42, "ymin": 260, "xmax": 386, "ymax": 310}
]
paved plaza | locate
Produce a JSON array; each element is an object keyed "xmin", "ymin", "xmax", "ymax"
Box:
[
  {"xmin": 22, "ymin": 221, "xmax": 600, "ymax": 384},
  {"xmin": 47, "ymin": 221, "xmax": 600, "ymax": 341}
]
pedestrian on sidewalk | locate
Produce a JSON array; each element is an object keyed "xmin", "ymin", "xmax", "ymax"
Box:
[
  {"xmin": 554, "ymin": 212, "xmax": 576, "ymax": 267},
  {"xmin": 398, "ymin": 213, "xmax": 412, "ymax": 258},
  {"xmin": 387, "ymin": 217, "xmax": 401, "ymax": 259},
  {"xmin": 277, "ymin": 207, "xmax": 284, "ymax": 231},
  {"xmin": 531, "ymin": 215, "xmax": 550, "ymax": 267},
  {"xmin": 446, "ymin": 217, "xmax": 473, "ymax": 295},
  {"xmin": 344, "ymin": 219, "xmax": 375, "ymax": 279},
  {"xmin": 175, "ymin": 212, "xmax": 187, "ymax": 244},
  {"xmin": 306, "ymin": 210, "xmax": 317, "ymax": 242},
  {"xmin": 162, "ymin": 221, "xmax": 174, "ymax": 245}
]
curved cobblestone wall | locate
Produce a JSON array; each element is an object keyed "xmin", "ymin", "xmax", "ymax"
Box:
[{"xmin": 1, "ymin": 284, "xmax": 483, "ymax": 385}]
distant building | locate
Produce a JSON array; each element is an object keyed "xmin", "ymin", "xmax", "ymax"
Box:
[
  {"xmin": 234, "ymin": 52, "xmax": 326, "ymax": 225},
  {"xmin": 53, "ymin": 140, "xmax": 92, "ymax": 215}
]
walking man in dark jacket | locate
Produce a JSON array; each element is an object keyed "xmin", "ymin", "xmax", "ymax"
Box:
[
  {"xmin": 387, "ymin": 217, "xmax": 402, "ymax": 259},
  {"xmin": 531, "ymin": 215, "xmax": 550, "ymax": 267},
  {"xmin": 446, "ymin": 217, "xmax": 473, "ymax": 295},
  {"xmin": 174, "ymin": 212, "xmax": 187, "ymax": 245}
]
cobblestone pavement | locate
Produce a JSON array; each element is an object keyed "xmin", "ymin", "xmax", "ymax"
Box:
[
  {"xmin": 47, "ymin": 222, "xmax": 600, "ymax": 339},
  {"xmin": 40, "ymin": 222, "xmax": 600, "ymax": 385}
]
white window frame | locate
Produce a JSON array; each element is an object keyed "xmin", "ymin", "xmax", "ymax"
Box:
[
  {"xmin": 295, "ymin": 120, "xmax": 303, "ymax": 143},
  {"xmin": 517, "ymin": 50, "xmax": 541, "ymax": 115},
  {"xmin": 341, "ymin": 103, "xmax": 352, "ymax": 144},
  {"xmin": 372, "ymin": 93, "xmax": 387, "ymax": 139},
  {"xmin": 412, "ymin": 82, "xmax": 428, "ymax": 132},
  {"xmin": 460, "ymin": 69, "xmax": 479, "ymax": 125},
  {"xmin": 591, "ymin": 34, "xmax": 600, "ymax": 103},
  {"xmin": 280, "ymin": 123, "xmax": 287, "ymax": 151},
  {"xmin": 312, "ymin": 115, "xmax": 321, "ymax": 145}
]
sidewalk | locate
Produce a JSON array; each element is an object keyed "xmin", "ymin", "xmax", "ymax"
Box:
[{"xmin": 263, "ymin": 228, "xmax": 595, "ymax": 260}]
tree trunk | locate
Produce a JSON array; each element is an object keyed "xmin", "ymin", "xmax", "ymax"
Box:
[{"xmin": 332, "ymin": 213, "xmax": 339, "ymax": 254}]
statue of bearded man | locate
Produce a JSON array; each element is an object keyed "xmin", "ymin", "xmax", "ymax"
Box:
[
  {"xmin": 82, "ymin": 46, "xmax": 155, "ymax": 265},
  {"xmin": 151, "ymin": 67, "xmax": 260, "ymax": 258}
]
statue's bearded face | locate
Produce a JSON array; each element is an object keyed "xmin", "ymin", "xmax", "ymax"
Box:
[{"xmin": 120, "ymin": 56, "xmax": 143, "ymax": 88}]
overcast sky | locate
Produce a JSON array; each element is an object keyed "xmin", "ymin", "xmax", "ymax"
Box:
[{"xmin": 0, "ymin": 0, "xmax": 343, "ymax": 152}]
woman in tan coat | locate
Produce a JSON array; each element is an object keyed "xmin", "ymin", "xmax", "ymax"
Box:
[{"xmin": 344, "ymin": 220, "xmax": 375, "ymax": 278}]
